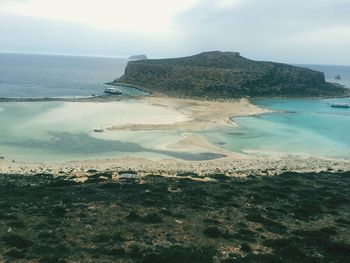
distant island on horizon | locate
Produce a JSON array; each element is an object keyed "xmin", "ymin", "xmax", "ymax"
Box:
[
  {"xmin": 128, "ymin": 54, "xmax": 148, "ymax": 60},
  {"xmin": 111, "ymin": 51, "xmax": 349, "ymax": 99}
]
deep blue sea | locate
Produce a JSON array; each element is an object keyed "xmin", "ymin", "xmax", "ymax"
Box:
[
  {"xmin": 0, "ymin": 53, "xmax": 145, "ymax": 97},
  {"xmin": 0, "ymin": 53, "xmax": 349, "ymax": 161},
  {"xmin": 0, "ymin": 53, "xmax": 348, "ymax": 98},
  {"xmin": 302, "ymin": 64, "xmax": 350, "ymax": 88}
]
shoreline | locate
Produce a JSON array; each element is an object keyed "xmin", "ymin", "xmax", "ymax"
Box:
[
  {"xmin": 1, "ymin": 95, "xmax": 349, "ymax": 175},
  {"xmin": 0, "ymin": 95, "xmax": 270, "ymax": 164},
  {"xmin": 1, "ymin": 156, "xmax": 349, "ymax": 179}
]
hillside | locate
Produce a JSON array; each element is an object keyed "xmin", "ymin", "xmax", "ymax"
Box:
[
  {"xmin": 112, "ymin": 51, "xmax": 349, "ymax": 98},
  {"xmin": 1, "ymin": 171, "xmax": 349, "ymax": 262}
]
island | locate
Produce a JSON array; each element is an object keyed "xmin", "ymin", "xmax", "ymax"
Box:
[
  {"xmin": 112, "ymin": 51, "xmax": 349, "ymax": 98},
  {"xmin": 128, "ymin": 54, "xmax": 148, "ymax": 60}
]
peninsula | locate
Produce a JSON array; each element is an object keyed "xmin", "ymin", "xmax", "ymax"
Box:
[{"xmin": 112, "ymin": 51, "xmax": 349, "ymax": 99}]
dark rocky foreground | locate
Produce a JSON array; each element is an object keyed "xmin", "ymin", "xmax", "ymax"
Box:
[
  {"xmin": 0, "ymin": 171, "xmax": 349, "ymax": 263},
  {"xmin": 112, "ymin": 51, "xmax": 349, "ymax": 99}
]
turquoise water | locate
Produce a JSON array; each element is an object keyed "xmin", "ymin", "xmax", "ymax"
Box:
[
  {"xmin": 201, "ymin": 64, "xmax": 350, "ymax": 159},
  {"xmin": 1, "ymin": 54, "xmax": 350, "ymax": 162},
  {"xmin": 0, "ymin": 101, "xmax": 224, "ymax": 162},
  {"xmin": 203, "ymin": 97, "xmax": 350, "ymax": 159}
]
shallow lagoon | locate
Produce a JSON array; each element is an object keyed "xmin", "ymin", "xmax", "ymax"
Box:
[
  {"xmin": 1, "ymin": 97, "xmax": 350, "ymax": 163},
  {"xmin": 203, "ymin": 97, "xmax": 350, "ymax": 159},
  {"xmin": 0, "ymin": 101, "xmax": 224, "ymax": 162}
]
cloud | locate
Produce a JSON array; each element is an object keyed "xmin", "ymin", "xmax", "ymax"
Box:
[
  {"xmin": 0, "ymin": 0, "xmax": 199, "ymax": 33},
  {"xmin": 0, "ymin": 13, "xmax": 190, "ymax": 57},
  {"xmin": 290, "ymin": 25, "xmax": 350, "ymax": 46},
  {"xmin": 173, "ymin": 0, "xmax": 350, "ymax": 63},
  {"xmin": 216, "ymin": 0, "xmax": 243, "ymax": 8},
  {"xmin": 0, "ymin": 0, "xmax": 349, "ymax": 64}
]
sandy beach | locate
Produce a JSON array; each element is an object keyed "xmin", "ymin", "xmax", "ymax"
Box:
[
  {"xmin": 103, "ymin": 96, "xmax": 271, "ymax": 158},
  {"xmin": 108, "ymin": 96, "xmax": 270, "ymax": 131}
]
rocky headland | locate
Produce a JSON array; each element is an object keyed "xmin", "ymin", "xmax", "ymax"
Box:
[
  {"xmin": 128, "ymin": 54, "xmax": 148, "ymax": 60},
  {"xmin": 112, "ymin": 51, "xmax": 349, "ymax": 99}
]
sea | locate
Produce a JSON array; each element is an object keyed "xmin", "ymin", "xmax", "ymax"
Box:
[
  {"xmin": 0, "ymin": 53, "xmax": 349, "ymax": 162},
  {"xmin": 0, "ymin": 53, "xmax": 146, "ymax": 97}
]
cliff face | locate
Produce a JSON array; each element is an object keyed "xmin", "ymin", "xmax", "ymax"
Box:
[{"xmin": 114, "ymin": 51, "xmax": 349, "ymax": 98}]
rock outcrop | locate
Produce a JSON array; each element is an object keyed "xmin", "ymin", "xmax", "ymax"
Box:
[
  {"xmin": 128, "ymin": 54, "xmax": 148, "ymax": 60},
  {"xmin": 114, "ymin": 51, "xmax": 349, "ymax": 98}
]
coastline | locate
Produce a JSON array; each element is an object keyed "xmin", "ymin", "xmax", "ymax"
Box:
[
  {"xmin": 0, "ymin": 95, "xmax": 270, "ymax": 163},
  {"xmin": 1, "ymin": 94, "xmax": 349, "ymax": 175},
  {"xmin": 1, "ymin": 155, "xmax": 349, "ymax": 179},
  {"xmin": 1, "ymin": 88, "xmax": 350, "ymax": 263},
  {"xmin": 111, "ymin": 82, "xmax": 350, "ymax": 100}
]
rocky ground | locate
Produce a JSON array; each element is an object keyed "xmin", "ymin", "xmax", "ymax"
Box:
[{"xmin": 0, "ymin": 170, "xmax": 349, "ymax": 262}]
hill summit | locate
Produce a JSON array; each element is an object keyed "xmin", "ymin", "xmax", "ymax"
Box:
[
  {"xmin": 128, "ymin": 54, "xmax": 148, "ymax": 60},
  {"xmin": 113, "ymin": 51, "xmax": 349, "ymax": 98}
]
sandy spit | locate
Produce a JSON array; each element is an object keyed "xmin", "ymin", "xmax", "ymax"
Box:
[{"xmin": 107, "ymin": 96, "xmax": 270, "ymax": 131}]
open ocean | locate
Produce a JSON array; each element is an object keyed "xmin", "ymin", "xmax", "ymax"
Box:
[
  {"xmin": 0, "ymin": 53, "xmax": 349, "ymax": 161},
  {"xmin": 0, "ymin": 53, "xmax": 146, "ymax": 97}
]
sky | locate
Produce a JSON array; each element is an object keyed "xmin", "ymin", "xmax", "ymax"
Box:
[{"xmin": 0, "ymin": 0, "xmax": 349, "ymax": 64}]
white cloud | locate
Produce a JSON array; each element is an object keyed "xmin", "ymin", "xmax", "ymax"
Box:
[
  {"xmin": 0, "ymin": 0, "xmax": 199, "ymax": 33},
  {"xmin": 216, "ymin": 0, "xmax": 243, "ymax": 8},
  {"xmin": 1, "ymin": 0, "xmax": 350, "ymax": 63},
  {"xmin": 291, "ymin": 25, "xmax": 350, "ymax": 46}
]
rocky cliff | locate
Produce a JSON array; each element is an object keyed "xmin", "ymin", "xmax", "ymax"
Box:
[
  {"xmin": 113, "ymin": 51, "xmax": 349, "ymax": 98},
  {"xmin": 128, "ymin": 54, "xmax": 148, "ymax": 60}
]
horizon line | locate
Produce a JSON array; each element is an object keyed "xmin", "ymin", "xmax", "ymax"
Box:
[{"xmin": 0, "ymin": 51, "xmax": 350, "ymax": 67}]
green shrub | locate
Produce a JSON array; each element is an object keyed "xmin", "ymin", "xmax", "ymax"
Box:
[
  {"xmin": 3, "ymin": 234, "xmax": 33, "ymax": 249},
  {"xmin": 143, "ymin": 245, "xmax": 216, "ymax": 263}
]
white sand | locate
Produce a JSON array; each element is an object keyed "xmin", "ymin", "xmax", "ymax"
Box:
[
  {"xmin": 108, "ymin": 97, "xmax": 270, "ymax": 131},
  {"xmin": 29, "ymin": 100, "xmax": 189, "ymax": 130}
]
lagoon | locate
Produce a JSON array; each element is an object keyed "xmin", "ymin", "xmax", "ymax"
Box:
[
  {"xmin": 203, "ymin": 97, "xmax": 350, "ymax": 159},
  {"xmin": 1, "ymin": 53, "xmax": 350, "ymax": 162}
]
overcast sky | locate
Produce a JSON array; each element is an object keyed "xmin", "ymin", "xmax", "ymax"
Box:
[{"xmin": 0, "ymin": 0, "xmax": 349, "ymax": 64}]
